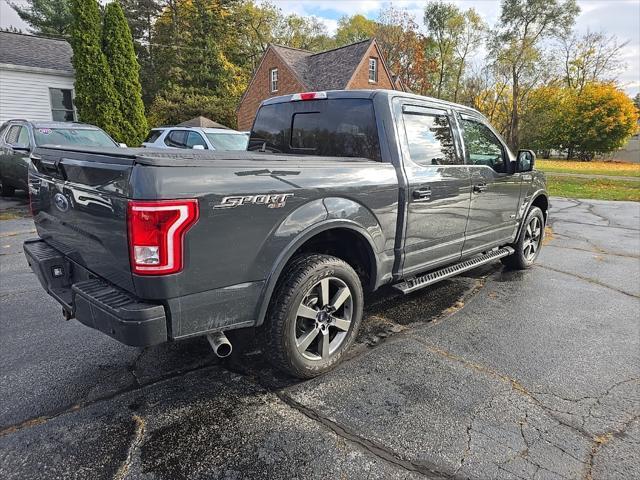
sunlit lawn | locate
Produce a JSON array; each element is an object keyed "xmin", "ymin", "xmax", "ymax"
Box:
[
  {"xmin": 547, "ymin": 176, "xmax": 640, "ymax": 202},
  {"xmin": 537, "ymin": 159, "xmax": 640, "ymax": 177}
]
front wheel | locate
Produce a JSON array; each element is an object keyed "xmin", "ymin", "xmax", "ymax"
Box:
[
  {"xmin": 502, "ymin": 206, "xmax": 545, "ymax": 270},
  {"xmin": 262, "ymin": 254, "xmax": 364, "ymax": 378}
]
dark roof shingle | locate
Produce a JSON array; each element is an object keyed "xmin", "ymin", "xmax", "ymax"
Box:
[
  {"xmin": 271, "ymin": 39, "xmax": 375, "ymax": 91},
  {"xmin": 0, "ymin": 32, "xmax": 73, "ymax": 74}
]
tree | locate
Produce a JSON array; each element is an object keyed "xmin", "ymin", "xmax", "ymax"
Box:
[
  {"xmin": 102, "ymin": 2, "xmax": 147, "ymax": 146},
  {"xmin": 492, "ymin": 0, "xmax": 580, "ymax": 150},
  {"xmin": 423, "ymin": 1, "xmax": 463, "ymax": 99},
  {"xmin": 559, "ymin": 31, "xmax": 629, "ymax": 92},
  {"xmin": 147, "ymin": 85, "xmax": 238, "ymax": 128},
  {"xmin": 69, "ymin": 0, "xmax": 120, "ymax": 138},
  {"xmin": 273, "ymin": 13, "xmax": 334, "ymax": 52},
  {"xmin": 565, "ymin": 83, "xmax": 638, "ymax": 159},
  {"xmin": 119, "ymin": 0, "xmax": 164, "ymax": 106},
  {"xmin": 9, "ymin": 0, "xmax": 72, "ymax": 37},
  {"xmin": 376, "ymin": 6, "xmax": 434, "ymax": 95},
  {"xmin": 451, "ymin": 9, "xmax": 485, "ymax": 102},
  {"xmin": 633, "ymin": 93, "xmax": 640, "ymax": 113},
  {"xmin": 335, "ymin": 14, "xmax": 377, "ymax": 46}
]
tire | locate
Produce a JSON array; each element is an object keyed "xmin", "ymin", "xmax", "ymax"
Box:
[
  {"xmin": 0, "ymin": 177, "xmax": 15, "ymax": 197},
  {"xmin": 501, "ymin": 206, "xmax": 545, "ymax": 270},
  {"xmin": 262, "ymin": 253, "xmax": 364, "ymax": 378}
]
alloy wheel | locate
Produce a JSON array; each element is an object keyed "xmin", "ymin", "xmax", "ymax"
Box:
[
  {"xmin": 523, "ymin": 216, "xmax": 542, "ymax": 261},
  {"xmin": 294, "ymin": 277, "xmax": 353, "ymax": 361}
]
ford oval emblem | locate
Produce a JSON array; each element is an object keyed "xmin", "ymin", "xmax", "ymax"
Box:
[{"xmin": 53, "ymin": 193, "xmax": 69, "ymax": 212}]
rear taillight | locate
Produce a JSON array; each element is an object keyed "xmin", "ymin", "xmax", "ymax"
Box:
[
  {"xmin": 127, "ymin": 199, "xmax": 199, "ymax": 275},
  {"xmin": 291, "ymin": 91, "xmax": 327, "ymax": 101}
]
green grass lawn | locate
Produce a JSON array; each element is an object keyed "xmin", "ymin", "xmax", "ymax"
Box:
[
  {"xmin": 546, "ymin": 176, "xmax": 640, "ymax": 202},
  {"xmin": 537, "ymin": 159, "xmax": 640, "ymax": 177}
]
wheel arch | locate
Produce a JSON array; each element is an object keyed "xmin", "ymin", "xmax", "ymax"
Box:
[{"xmin": 254, "ymin": 220, "xmax": 379, "ymax": 327}]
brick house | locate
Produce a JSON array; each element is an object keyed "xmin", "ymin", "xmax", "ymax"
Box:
[{"xmin": 236, "ymin": 38, "xmax": 403, "ymax": 130}]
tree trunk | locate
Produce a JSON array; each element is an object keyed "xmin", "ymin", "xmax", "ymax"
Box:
[{"xmin": 509, "ymin": 68, "xmax": 519, "ymax": 151}]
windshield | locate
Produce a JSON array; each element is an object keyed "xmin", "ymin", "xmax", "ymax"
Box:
[
  {"xmin": 205, "ymin": 132, "xmax": 248, "ymax": 151},
  {"xmin": 34, "ymin": 127, "xmax": 117, "ymax": 147}
]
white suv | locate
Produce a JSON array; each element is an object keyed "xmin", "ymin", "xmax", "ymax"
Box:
[{"xmin": 142, "ymin": 127, "xmax": 249, "ymax": 151}]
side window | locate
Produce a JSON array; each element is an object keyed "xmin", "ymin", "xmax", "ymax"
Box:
[
  {"xmin": 186, "ymin": 131, "xmax": 207, "ymax": 149},
  {"xmin": 164, "ymin": 130, "xmax": 188, "ymax": 148},
  {"xmin": 144, "ymin": 130, "xmax": 162, "ymax": 143},
  {"xmin": 461, "ymin": 118, "xmax": 506, "ymax": 173},
  {"xmin": 402, "ymin": 111, "xmax": 459, "ymax": 166},
  {"xmin": 16, "ymin": 127, "xmax": 30, "ymax": 146},
  {"xmin": 5, "ymin": 125, "xmax": 21, "ymax": 145}
]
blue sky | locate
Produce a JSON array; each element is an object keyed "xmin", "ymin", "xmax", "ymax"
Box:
[{"xmin": 1, "ymin": 0, "xmax": 638, "ymax": 95}]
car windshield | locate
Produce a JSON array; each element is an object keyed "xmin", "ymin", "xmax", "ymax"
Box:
[
  {"xmin": 205, "ymin": 132, "xmax": 248, "ymax": 151},
  {"xmin": 34, "ymin": 127, "xmax": 116, "ymax": 147}
]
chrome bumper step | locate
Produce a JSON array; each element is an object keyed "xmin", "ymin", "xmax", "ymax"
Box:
[{"xmin": 393, "ymin": 247, "xmax": 514, "ymax": 294}]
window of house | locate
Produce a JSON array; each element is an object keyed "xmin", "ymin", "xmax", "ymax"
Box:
[
  {"xmin": 368, "ymin": 58, "xmax": 377, "ymax": 83},
  {"xmin": 270, "ymin": 68, "xmax": 278, "ymax": 93},
  {"xmin": 49, "ymin": 88, "xmax": 75, "ymax": 122}
]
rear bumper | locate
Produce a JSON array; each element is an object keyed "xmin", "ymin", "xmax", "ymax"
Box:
[{"xmin": 24, "ymin": 238, "xmax": 167, "ymax": 347}]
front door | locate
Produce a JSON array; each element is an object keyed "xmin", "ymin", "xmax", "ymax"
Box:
[
  {"xmin": 458, "ymin": 114, "xmax": 522, "ymax": 256},
  {"xmin": 399, "ymin": 103, "xmax": 471, "ymax": 276},
  {"xmin": 1, "ymin": 124, "xmax": 31, "ymax": 191}
]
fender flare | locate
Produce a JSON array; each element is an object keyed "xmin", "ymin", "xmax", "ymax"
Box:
[
  {"xmin": 516, "ymin": 190, "xmax": 549, "ymax": 240},
  {"xmin": 254, "ymin": 219, "xmax": 380, "ymax": 327}
]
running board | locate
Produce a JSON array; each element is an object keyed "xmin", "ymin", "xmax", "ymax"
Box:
[{"xmin": 393, "ymin": 247, "xmax": 514, "ymax": 294}]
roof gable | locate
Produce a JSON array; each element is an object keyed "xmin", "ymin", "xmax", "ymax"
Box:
[
  {"xmin": 269, "ymin": 39, "xmax": 376, "ymax": 91},
  {"xmin": 0, "ymin": 32, "xmax": 73, "ymax": 74}
]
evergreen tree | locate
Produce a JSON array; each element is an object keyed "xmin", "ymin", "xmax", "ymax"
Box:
[
  {"xmin": 9, "ymin": 0, "xmax": 72, "ymax": 37},
  {"xmin": 69, "ymin": 0, "xmax": 120, "ymax": 139},
  {"xmin": 103, "ymin": 2, "xmax": 148, "ymax": 146}
]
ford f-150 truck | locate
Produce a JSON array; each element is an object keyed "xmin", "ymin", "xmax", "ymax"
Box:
[{"xmin": 24, "ymin": 90, "xmax": 548, "ymax": 378}]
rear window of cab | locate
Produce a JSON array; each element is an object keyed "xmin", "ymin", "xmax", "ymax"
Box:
[{"xmin": 249, "ymin": 99, "xmax": 381, "ymax": 161}]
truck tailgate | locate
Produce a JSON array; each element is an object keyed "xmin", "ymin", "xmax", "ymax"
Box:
[{"xmin": 30, "ymin": 147, "xmax": 136, "ymax": 293}]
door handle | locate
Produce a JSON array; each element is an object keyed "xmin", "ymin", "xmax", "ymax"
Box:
[
  {"xmin": 412, "ymin": 187, "xmax": 432, "ymax": 201},
  {"xmin": 473, "ymin": 183, "xmax": 488, "ymax": 193}
]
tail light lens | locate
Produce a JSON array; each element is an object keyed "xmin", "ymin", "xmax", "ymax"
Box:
[{"xmin": 127, "ymin": 199, "xmax": 199, "ymax": 275}]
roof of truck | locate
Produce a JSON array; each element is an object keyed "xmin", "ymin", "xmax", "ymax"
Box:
[{"xmin": 261, "ymin": 89, "xmax": 481, "ymax": 116}]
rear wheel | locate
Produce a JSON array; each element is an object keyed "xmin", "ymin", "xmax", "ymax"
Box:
[
  {"xmin": 263, "ymin": 254, "xmax": 364, "ymax": 378},
  {"xmin": 0, "ymin": 177, "xmax": 15, "ymax": 197},
  {"xmin": 502, "ymin": 206, "xmax": 545, "ymax": 269}
]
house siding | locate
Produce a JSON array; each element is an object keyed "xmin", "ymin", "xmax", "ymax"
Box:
[
  {"xmin": 0, "ymin": 66, "xmax": 75, "ymax": 124},
  {"xmin": 236, "ymin": 48, "xmax": 305, "ymax": 131},
  {"xmin": 347, "ymin": 43, "xmax": 395, "ymax": 90}
]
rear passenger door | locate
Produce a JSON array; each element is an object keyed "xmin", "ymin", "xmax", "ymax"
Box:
[
  {"xmin": 398, "ymin": 103, "xmax": 471, "ymax": 275},
  {"xmin": 458, "ymin": 114, "xmax": 522, "ymax": 255}
]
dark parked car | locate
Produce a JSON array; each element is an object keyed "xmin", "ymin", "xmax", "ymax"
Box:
[
  {"xmin": 24, "ymin": 90, "xmax": 547, "ymax": 378},
  {"xmin": 0, "ymin": 120, "xmax": 120, "ymax": 196}
]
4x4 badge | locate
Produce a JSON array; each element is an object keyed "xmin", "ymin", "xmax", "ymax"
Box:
[{"xmin": 214, "ymin": 193, "xmax": 294, "ymax": 209}]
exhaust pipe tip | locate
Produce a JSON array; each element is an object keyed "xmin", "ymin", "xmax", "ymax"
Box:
[{"xmin": 207, "ymin": 331, "xmax": 233, "ymax": 358}]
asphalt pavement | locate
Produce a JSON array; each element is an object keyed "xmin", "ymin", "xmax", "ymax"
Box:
[{"xmin": 0, "ymin": 196, "xmax": 638, "ymax": 480}]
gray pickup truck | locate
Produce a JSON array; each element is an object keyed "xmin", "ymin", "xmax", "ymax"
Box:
[{"xmin": 24, "ymin": 90, "xmax": 548, "ymax": 378}]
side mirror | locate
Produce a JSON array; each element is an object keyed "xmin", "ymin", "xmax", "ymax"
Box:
[
  {"xmin": 11, "ymin": 144, "xmax": 31, "ymax": 153},
  {"xmin": 118, "ymin": 143, "xmax": 128, "ymax": 148},
  {"xmin": 192, "ymin": 144, "xmax": 205, "ymax": 150},
  {"xmin": 517, "ymin": 150, "xmax": 536, "ymax": 172}
]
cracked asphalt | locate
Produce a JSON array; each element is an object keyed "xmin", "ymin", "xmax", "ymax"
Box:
[{"xmin": 0, "ymin": 195, "xmax": 638, "ymax": 480}]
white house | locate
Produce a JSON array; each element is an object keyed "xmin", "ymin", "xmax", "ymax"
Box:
[{"xmin": 0, "ymin": 32, "xmax": 76, "ymax": 125}]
